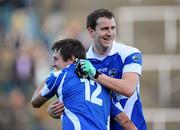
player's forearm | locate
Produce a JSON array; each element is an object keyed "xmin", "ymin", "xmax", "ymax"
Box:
[
  {"xmin": 121, "ymin": 120, "xmax": 137, "ymax": 130},
  {"xmin": 95, "ymin": 73, "xmax": 135, "ymax": 97},
  {"xmin": 31, "ymin": 88, "xmax": 42, "ymax": 108},
  {"xmin": 31, "ymin": 81, "xmax": 47, "ymax": 108},
  {"xmin": 114, "ymin": 112, "xmax": 137, "ymax": 130}
]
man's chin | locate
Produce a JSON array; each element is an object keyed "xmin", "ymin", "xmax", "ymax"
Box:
[
  {"xmin": 103, "ymin": 41, "xmax": 113, "ymax": 47},
  {"xmin": 101, "ymin": 45, "xmax": 112, "ymax": 51},
  {"xmin": 54, "ymin": 67, "xmax": 60, "ymax": 71}
]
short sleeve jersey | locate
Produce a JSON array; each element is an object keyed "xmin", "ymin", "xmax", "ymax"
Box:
[
  {"xmin": 86, "ymin": 41, "xmax": 147, "ymax": 130},
  {"xmin": 41, "ymin": 64, "xmax": 111, "ymax": 130}
]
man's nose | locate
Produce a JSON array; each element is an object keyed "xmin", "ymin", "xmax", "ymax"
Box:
[{"xmin": 107, "ymin": 29, "xmax": 113, "ymax": 36}]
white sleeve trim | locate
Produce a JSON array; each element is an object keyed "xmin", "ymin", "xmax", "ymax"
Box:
[
  {"xmin": 123, "ymin": 63, "xmax": 142, "ymax": 75},
  {"xmin": 41, "ymin": 83, "xmax": 50, "ymax": 97},
  {"xmin": 115, "ymin": 102, "xmax": 124, "ymax": 112}
]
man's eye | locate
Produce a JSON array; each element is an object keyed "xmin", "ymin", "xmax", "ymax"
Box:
[{"xmin": 112, "ymin": 27, "xmax": 115, "ymax": 30}]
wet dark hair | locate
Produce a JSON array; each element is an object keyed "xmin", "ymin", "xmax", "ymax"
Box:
[
  {"xmin": 86, "ymin": 8, "xmax": 115, "ymax": 30},
  {"xmin": 52, "ymin": 38, "xmax": 86, "ymax": 62}
]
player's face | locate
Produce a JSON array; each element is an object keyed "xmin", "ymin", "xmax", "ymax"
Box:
[
  {"xmin": 52, "ymin": 50, "xmax": 70, "ymax": 70},
  {"xmin": 88, "ymin": 17, "xmax": 116, "ymax": 51}
]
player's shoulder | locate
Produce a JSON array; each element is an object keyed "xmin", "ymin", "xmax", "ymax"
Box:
[
  {"xmin": 111, "ymin": 41, "xmax": 141, "ymax": 57},
  {"xmin": 49, "ymin": 69, "xmax": 63, "ymax": 78},
  {"xmin": 110, "ymin": 41, "xmax": 142, "ymax": 63},
  {"xmin": 46, "ymin": 70, "xmax": 64, "ymax": 84},
  {"xmin": 112, "ymin": 41, "xmax": 141, "ymax": 54},
  {"xmin": 86, "ymin": 45, "xmax": 93, "ymax": 58}
]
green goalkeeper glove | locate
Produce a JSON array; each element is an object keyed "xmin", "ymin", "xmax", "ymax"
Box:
[{"xmin": 79, "ymin": 59, "xmax": 97, "ymax": 78}]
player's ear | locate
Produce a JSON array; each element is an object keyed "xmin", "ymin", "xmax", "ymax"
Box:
[
  {"xmin": 69, "ymin": 56, "xmax": 75, "ymax": 63},
  {"xmin": 87, "ymin": 27, "xmax": 94, "ymax": 38}
]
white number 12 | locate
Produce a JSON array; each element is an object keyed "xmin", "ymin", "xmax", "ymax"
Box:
[{"xmin": 80, "ymin": 79, "xmax": 102, "ymax": 106}]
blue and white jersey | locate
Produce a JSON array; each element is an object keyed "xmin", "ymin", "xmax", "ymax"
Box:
[
  {"xmin": 86, "ymin": 41, "xmax": 147, "ymax": 130},
  {"xmin": 110, "ymin": 98, "xmax": 124, "ymax": 119},
  {"xmin": 41, "ymin": 64, "xmax": 111, "ymax": 130}
]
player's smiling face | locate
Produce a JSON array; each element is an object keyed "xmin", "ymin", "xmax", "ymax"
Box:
[
  {"xmin": 91, "ymin": 17, "xmax": 116, "ymax": 50},
  {"xmin": 52, "ymin": 49, "xmax": 70, "ymax": 70}
]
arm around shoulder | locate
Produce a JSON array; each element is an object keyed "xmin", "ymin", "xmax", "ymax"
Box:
[{"xmin": 95, "ymin": 72, "xmax": 139, "ymax": 97}]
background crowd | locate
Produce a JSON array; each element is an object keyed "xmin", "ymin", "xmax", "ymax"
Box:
[{"xmin": 0, "ymin": 0, "xmax": 180, "ymax": 130}]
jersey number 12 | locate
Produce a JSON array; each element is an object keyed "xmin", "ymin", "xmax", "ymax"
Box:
[{"xmin": 80, "ymin": 79, "xmax": 102, "ymax": 106}]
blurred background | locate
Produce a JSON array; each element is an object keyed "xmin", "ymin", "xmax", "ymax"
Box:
[{"xmin": 0, "ymin": 0, "xmax": 180, "ymax": 130}]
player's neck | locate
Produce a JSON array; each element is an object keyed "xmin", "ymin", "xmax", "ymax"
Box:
[{"xmin": 92, "ymin": 45, "xmax": 111, "ymax": 57}]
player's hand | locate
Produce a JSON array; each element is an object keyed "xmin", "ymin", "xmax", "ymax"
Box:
[
  {"xmin": 75, "ymin": 58, "xmax": 87, "ymax": 78},
  {"xmin": 114, "ymin": 112, "xmax": 138, "ymax": 130},
  {"xmin": 47, "ymin": 101, "xmax": 64, "ymax": 119},
  {"xmin": 79, "ymin": 59, "xmax": 96, "ymax": 78}
]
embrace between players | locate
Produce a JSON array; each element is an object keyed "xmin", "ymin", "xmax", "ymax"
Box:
[{"xmin": 31, "ymin": 9, "xmax": 147, "ymax": 130}]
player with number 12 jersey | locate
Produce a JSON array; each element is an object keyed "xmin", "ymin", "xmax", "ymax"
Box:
[{"xmin": 41, "ymin": 64, "xmax": 111, "ymax": 130}]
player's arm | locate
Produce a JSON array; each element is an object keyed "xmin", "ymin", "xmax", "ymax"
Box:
[
  {"xmin": 31, "ymin": 81, "xmax": 49, "ymax": 108},
  {"xmin": 114, "ymin": 112, "xmax": 137, "ymax": 130},
  {"xmin": 95, "ymin": 72, "xmax": 138, "ymax": 97},
  {"xmin": 111, "ymin": 99, "xmax": 137, "ymax": 130},
  {"xmin": 78, "ymin": 59, "xmax": 139, "ymax": 97},
  {"xmin": 31, "ymin": 70, "xmax": 60, "ymax": 108}
]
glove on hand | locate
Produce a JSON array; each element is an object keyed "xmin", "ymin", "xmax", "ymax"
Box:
[
  {"xmin": 75, "ymin": 58, "xmax": 87, "ymax": 78},
  {"xmin": 79, "ymin": 59, "xmax": 96, "ymax": 78}
]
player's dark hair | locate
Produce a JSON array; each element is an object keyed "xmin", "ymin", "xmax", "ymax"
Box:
[
  {"xmin": 52, "ymin": 38, "xmax": 86, "ymax": 62},
  {"xmin": 86, "ymin": 8, "xmax": 115, "ymax": 30}
]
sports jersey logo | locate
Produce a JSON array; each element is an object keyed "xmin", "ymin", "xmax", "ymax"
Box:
[
  {"xmin": 108, "ymin": 68, "xmax": 117, "ymax": 77},
  {"xmin": 132, "ymin": 55, "xmax": 140, "ymax": 62},
  {"xmin": 98, "ymin": 68, "xmax": 108, "ymax": 73}
]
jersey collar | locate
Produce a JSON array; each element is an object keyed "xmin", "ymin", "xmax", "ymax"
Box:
[{"xmin": 86, "ymin": 41, "xmax": 117, "ymax": 60}]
